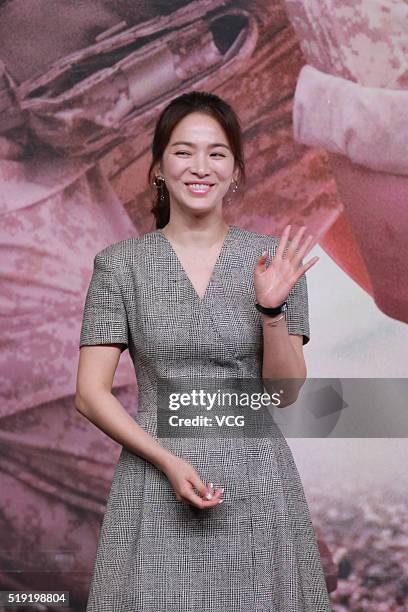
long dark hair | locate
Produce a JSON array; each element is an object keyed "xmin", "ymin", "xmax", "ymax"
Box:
[{"xmin": 147, "ymin": 90, "xmax": 246, "ymax": 229}]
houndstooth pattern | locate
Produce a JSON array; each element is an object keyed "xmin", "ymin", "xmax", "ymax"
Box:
[{"xmin": 79, "ymin": 225, "xmax": 331, "ymax": 611}]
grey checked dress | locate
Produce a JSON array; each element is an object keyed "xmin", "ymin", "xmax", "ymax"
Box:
[{"xmin": 79, "ymin": 224, "xmax": 332, "ymax": 611}]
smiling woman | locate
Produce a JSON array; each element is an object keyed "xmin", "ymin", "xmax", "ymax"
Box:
[
  {"xmin": 148, "ymin": 91, "xmax": 245, "ymax": 228},
  {"xmin": 151, "ymin": 110, "xmax": 239, "ymax": 251},
  {"xmin": 77, "ymin": 90, "xmax": 332, "ymax": 611},
  {"xmin": 0, "ymin": 3, "xmax": 338, "ymax": 609}
]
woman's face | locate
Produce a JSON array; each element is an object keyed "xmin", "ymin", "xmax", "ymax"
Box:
[{"xmin": 159, "ymin": 112, "xmax": 238, "ymax": 217}]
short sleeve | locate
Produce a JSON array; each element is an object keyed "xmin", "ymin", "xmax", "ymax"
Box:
[
  {"xmin": 79, "ymin": 252, "xmax": 129, "ymax": 350},
  {"xmin": 284, "ymin": 264, "xmax": 310, "ymax": 346}
]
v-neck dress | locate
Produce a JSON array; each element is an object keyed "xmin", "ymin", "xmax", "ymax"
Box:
[{"xmin": 79, "ymin": 224, "xmax": 332, "ymax": 611}]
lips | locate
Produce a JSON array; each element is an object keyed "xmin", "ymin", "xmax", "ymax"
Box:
[{"xmin": 185, "ymin": 181, "xmax": 214, "ymax": 196}]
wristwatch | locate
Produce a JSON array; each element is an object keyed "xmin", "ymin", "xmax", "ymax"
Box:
[{"xmin": 255, "ymin": 301, "xmax": 288, "ymax": 316}]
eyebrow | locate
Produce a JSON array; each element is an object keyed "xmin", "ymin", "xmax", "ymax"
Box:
[{"xmin": 170, "ymin": 141, "xmax": 231, "ymax": 150}]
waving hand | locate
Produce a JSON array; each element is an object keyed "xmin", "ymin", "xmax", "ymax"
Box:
[{"xmin": 254, "ymin": 225, "xmax": 319, "ymax": 309}]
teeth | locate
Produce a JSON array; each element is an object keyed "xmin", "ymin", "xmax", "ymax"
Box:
[{"xmin": 189, "ymin": 184, "xmax": 211, "ymax": 189}]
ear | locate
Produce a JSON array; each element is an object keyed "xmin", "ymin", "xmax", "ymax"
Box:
[{"xmin": 153, "ymin": 163, "xmax": 162, "ymax": 178}]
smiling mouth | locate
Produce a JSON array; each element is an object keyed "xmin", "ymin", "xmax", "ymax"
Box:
[{"xmin": 185, "ymin": 183, "xmax": 215, "ymax": 195}]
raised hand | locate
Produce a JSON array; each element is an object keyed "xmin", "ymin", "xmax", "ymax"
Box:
[{"xmin": 254, "ymin": 224, "xmax": 319, "ymax": 308}]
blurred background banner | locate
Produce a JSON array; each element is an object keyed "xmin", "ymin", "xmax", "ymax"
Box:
[{"xmin": 0, "ymin": 1, "xmax": 407, "ymax": 609}]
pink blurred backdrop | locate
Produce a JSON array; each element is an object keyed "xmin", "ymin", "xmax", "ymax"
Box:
[{"xmin": 1, "ymin": 1, "xmax": 407, "ymax": 610}]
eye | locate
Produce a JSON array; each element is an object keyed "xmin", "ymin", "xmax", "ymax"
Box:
[{"xmin": 174, "ymin": 151, "xmax": 226, "ymax": 158}]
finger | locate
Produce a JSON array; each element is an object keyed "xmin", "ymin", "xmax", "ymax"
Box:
[
  {"xmin": 293, "ymin": 256, "xmax": 320, "ymax": 283},
  {"xmin": 207, "ymin": 482, "xmax": 225, "ymax": 499},
  {"xmin": 208, "ymin": 485, "xmax": 224, "ymax": 499},
  {"xmin": 303, "ymin": 255, "xmax": 320, "ymax": 271},
  {"xmin": 214, "ymin": 487, "xmax": 224, "ymax": 499},
  {"xmin": 255, "ymin": 250, "xmax": 268, "ymax": 273},
  {"xmin": 204, "ymin": 486, "xmax": 217, "ymax": 501},
  {"xmin": 286, "ymin": 226, "xmax": 307, "ymax": 260},
  {"xmin": 203, "ymin": 483, "xmax": 214, "ymax": 501},
  {"xmin": 192, "ymin": 477, "xmax": 216, "ymax": 501},
  {"xmin": 186, "ymin": 480, "xmax": 224, "ymax": 507},
  {"xmin": 291, "ymin": 235, "xmax": 319, "ymax": 270},
  {"xmin": 180, "ymin": 482, "xmax": 208, "ymax": 506},
  {"xmin": 184, "ymin": 488, "xmax": 223, "ymax": 508},
  {"xmin": 186, "ymin": 490, "xmax": 213, "ymax": 507},
  {"xmin": 274, "ymin": 224, "xmax": 291, "ymax": 261}
]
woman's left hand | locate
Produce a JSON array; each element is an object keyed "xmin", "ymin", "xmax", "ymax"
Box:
[{"xmin": 254, "ymin": 225, "xmax": 319, "ymax": 308}]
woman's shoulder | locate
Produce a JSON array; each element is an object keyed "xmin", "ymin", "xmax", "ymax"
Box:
[
  {"xmin": 93, "ymin": 229, "xmax": 159, "ymax": 270},
  {"xmin": 94, "ymin": 226, "xmax": 280, "ymax": 268},
  {"xmin": 231, "ymin": 224, "xmax": 279, "ymax": 248}
]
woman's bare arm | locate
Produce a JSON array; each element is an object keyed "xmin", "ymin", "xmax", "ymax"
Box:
[
  {"xmin": 75, "ymin": 344, "xmax": 223, "ymax": 507},
  {"xmin": 74, "ymin": 344, "xmax": 174, "ymax": 473}
]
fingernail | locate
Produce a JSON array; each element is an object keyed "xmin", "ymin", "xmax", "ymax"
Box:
[
  {"xmin": 218, "ymin": 499, "xmax": 224, "ymax": 504},
  {"xmin": 219, "ymin": 487, "xmax": 224, "ymax": 494},
  {"xmin": 205, "ymin": 493, "xmax": 213, "ymax": 500}
]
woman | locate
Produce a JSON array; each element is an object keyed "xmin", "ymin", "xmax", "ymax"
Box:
[{"xmin": 76, "ymin": 91, "xmax": 331, "ymax": 611}]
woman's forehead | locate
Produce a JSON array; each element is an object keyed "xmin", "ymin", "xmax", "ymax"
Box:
[{"xmin": 169, "ymin": 116, "xmax": 229, "ymax": 145}]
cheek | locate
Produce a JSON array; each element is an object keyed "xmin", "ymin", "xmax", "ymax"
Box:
[
  {"xmin": 161, "ymin": 151, "xmax": 181, "ymax": 172},
  {"xmin": 218, "ymin": 159, "xmax": 236, "ymax": 179},
  {"xmin": 166, "ymin": 160, "xmax": 188, "ymax": 179}
]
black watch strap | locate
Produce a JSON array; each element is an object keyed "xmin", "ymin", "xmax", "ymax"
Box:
[{"xmin": 255, "ymin": 301, "xmax": 287, "ymax": 316}]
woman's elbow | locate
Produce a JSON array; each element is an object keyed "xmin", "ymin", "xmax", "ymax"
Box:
[
  {"xmin": 276, "ymin": 376, "xmax": 307, "ymax": 408},
  {"xmin": 74, "ymin": 391, "xmax": 87, "ymax": 413}
]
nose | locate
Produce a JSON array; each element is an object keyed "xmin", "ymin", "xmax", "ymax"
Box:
[{"xmin": 191, "ymin": 153, "xmax": 210, "ymax": 176}]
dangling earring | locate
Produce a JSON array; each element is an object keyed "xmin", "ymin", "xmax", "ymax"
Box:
[
  {"xmin": 225, "ymin": 179, "xmax": 239, "ymax": 205},
  {"xmin": 153, "ymin": 175, "xmax": 166, "ymax": 201}
]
